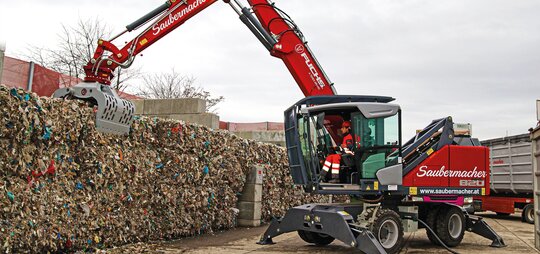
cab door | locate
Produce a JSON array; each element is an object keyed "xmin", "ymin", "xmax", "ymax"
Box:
[{"xmin": 284, "ymin": 106, "xmax": 311, "ymax": 186}]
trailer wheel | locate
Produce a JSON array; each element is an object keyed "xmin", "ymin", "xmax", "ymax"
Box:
[
  {"xmin": 435, "ymin": 206, "xmax": 465, "ymax": 247},
  {"xmin": 522, "ymin": 204, "xmax": 534, "ymax": 224},
  {"xmin": 425, "ymin": 206, "xmax": 440, "ymax": 245},
  {"xmin": 368, "ymin": 208, "xmax": 404, "ymax": 254},
  {"xmin": 297, "ymin": 230, "xmax": 335, "ymax": 246}
]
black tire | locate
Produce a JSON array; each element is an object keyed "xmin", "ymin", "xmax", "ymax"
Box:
[
  {"xmin": 425, "ymin": 206, "xmax": 441, "ymax": 246},
  {"xmin": 367, "ymin": 208, "xmax": 404, "ymax": 254},
  {"xmin": 496, "ymin": 212, "xmax": 511, "ymax": 216},
  {"xmin": 297, "ymin": 230, "xmax": 335, "ymax": 246},
  {"xmin": 435, "ymin": 206, "xmax": 465, "ymax": 247},
  {"xmin": 298, "ymin": 230, "xmax": 315, "ymax": 243},
  {"xmin": 522, "ymin": 204, "xmax": 534, "ymax": 224}
]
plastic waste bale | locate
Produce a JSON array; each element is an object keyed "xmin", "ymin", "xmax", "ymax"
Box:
[{"xmin": 0, "ymin": 85, "xmax": 328, "ymax": 252}]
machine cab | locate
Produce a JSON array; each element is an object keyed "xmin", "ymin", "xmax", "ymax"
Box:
[{"xmin": 284, "ymin": 96, "xmax": 404, "ymax": 195}]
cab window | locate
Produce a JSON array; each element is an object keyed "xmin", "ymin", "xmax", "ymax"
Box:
[{"xmin": 352, "ymin": 112, "xmax": 400, "ymax": 178}]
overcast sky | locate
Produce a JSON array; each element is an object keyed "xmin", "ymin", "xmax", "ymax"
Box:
[{"xmin": 1, "ymin": 0, "xmax": 539, "ymax": 140}]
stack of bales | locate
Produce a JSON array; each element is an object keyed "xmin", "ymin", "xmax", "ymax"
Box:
[{"xmin": 0, "ymin": 85, "xmax": 328, "ymax": 252}]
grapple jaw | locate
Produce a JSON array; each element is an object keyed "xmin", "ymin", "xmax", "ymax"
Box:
[{"xmin": 53, "ymin": 82, "xmax": 135, "ymax": 135}]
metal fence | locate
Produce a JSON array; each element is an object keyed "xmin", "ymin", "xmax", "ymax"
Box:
[
  {"xmin": 1, "ymin": 56, "xmax": 80, "ymax": 96},
  {"xmin": 0, "ymin": 55, "xmax": 139, "ymax": 99}
]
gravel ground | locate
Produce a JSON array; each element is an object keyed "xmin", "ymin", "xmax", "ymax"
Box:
[{"xmin": 107, "ymin": 212, "xmax": 539, "ymax": 254}]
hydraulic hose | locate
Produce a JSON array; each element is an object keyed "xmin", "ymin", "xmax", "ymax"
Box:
[
  {"xmin": 402, "ymin": 217, "xmax": 461, "ymax": 254},
  {"xmin": 358, "ymin": 196, "xmax": 383, "ymax": 204}
]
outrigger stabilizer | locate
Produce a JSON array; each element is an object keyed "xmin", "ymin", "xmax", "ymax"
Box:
[
  {"xmin": 257, "ymin": 204, "xmax": 387, "ymax": 254},
  {"xmin": 463, "ymin": 213, "xmax": 506, "ymax": 248},
  {"xmin": 257, "ymin": 203, "xmax": 505, "ymax": 254},
  {"xmin": 53, "ymin": 82, "xmax": 135, "ymax": 135}
]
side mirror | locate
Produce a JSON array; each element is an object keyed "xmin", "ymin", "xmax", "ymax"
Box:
[{"xmin": 315, "ymin": 112, "xmax": 325, "ymax": 130}]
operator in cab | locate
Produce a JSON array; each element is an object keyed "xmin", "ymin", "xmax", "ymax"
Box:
[
  {"xmin": 340, "ymin": 121, "xmax": 354, "ymax": 151},
  {"xmin": 321, "ymin": 121, "xmax": 355, "ymax": 183}
]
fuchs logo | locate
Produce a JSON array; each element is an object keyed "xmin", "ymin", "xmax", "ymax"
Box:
[
  {"xmin": 295, "ymin": 44, "xmax": 305, "ymax": 54},
  {"xmin": 297, "ymin": 44, "xmax": 325, "ymax": 90},
  {"xmin": 416, "ymin": 165, "xmax": 486, "ymax": 178},
  {"xmin": 152, "ymin": 0, "xmax": 206, "ymax": 36}
]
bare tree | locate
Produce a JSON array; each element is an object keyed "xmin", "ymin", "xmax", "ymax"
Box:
[
  {"xmin": 138, "ymin": 69, "xmax": 224, "ymax": 113},
  {"xmin": 24, "ymin": 17, "xmax": 140, "ymax": 91}
]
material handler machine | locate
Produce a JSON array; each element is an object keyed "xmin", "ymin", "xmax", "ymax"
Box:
[{"xmin": 53, "ymin": 0, "xmax": 505, "ymax": 253}]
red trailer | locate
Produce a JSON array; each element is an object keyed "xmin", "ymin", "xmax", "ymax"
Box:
[
  {"xmin": 473, "ymin": 196, "xmax": 534, "ymax": 223},
  {"xmin": 471, "ymin": 133, "xmax": 534, "ymax": 224}
]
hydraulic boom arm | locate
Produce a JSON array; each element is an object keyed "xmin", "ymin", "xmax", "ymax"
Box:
[
  {"xmin": 84, "ymin": 0, "xmax": 336, "ymax": 96},
  {"xmin": 54, "ymin": 0, "xmax": 337, "ymax": 135},
  {"xmin": 84, "ymin": 0, "xmax": 218, "ymax": 85},
  {"xmin": 245, "ymin": 0, "xmax": 336, "ymax": 96}
]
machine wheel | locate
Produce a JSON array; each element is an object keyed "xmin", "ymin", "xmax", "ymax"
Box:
[
  {"xmin": 522, "ymin": 204, "xmax": 534, "ymax": 224},
  {"xmin": 435, "ymin": 206, "xmax": 465, "ymax": 247},
  {"xmin": 425, "ymin": 206, "xmax": 441, "ymax": 245},
  {"xmin": 298, "ymin": 230, "xmax": 315, "ymax": 243},
  {"xmin": 297, "ymin": 230, "xmax": 335, "ymax": 246},
  {"xmin": 367, "ymin": 208, "xmax": 404, "ymax": 254},
  {"xmin": 496, "ymin": 212, "xmax": 511, "ymax": 216}
]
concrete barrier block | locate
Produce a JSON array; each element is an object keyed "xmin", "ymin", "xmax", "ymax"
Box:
[
  {"xmin": 169, "ymin": 113, "xmax": 219, "ymax": 129},
  {"xmin": 240, "ymin": 183, "xmax": 262, "ymax": 202},
  {"xmin": 171, "ymin": 98, "xmax": 206, "ymax": 114},
  {"xmin": 141, "ymin": 98, "xmax": 205, "ymax": 115},
  {"xmin": 131, "ymin": 99, "xmax": 145, "ymax": 115},
  {"xmin": 143, "ymin": 99, "xmax": 174, "ymax": 115},
  {"xmin": 246, "ymin": 165, "xmax": 264, "ymax": 184},
  {"xmin": 238, "ymin": 219, "xmax": 261, "ymax": 227},
  {"xmin": 238, "ymin": 201, "xmax": 261, "ymax": 221}
]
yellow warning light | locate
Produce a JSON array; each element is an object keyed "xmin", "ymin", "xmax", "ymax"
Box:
[{"xmin": 139, "ymin": 38, "xmax": 148, "ymax": 46}]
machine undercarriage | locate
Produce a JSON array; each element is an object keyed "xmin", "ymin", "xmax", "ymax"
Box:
[{"xmin": 258, "ymin": 202, "xmax": 505, "ymax": 254}]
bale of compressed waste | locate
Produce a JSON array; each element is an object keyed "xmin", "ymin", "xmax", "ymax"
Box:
[{"xmin": 0, "ymin": 85, "xmax": 328, "ymax": 252}]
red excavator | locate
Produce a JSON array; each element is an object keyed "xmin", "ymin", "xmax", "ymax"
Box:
[{"xmin": 53, "ymin": 1, "xmax": 505, "ymax": 253}]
